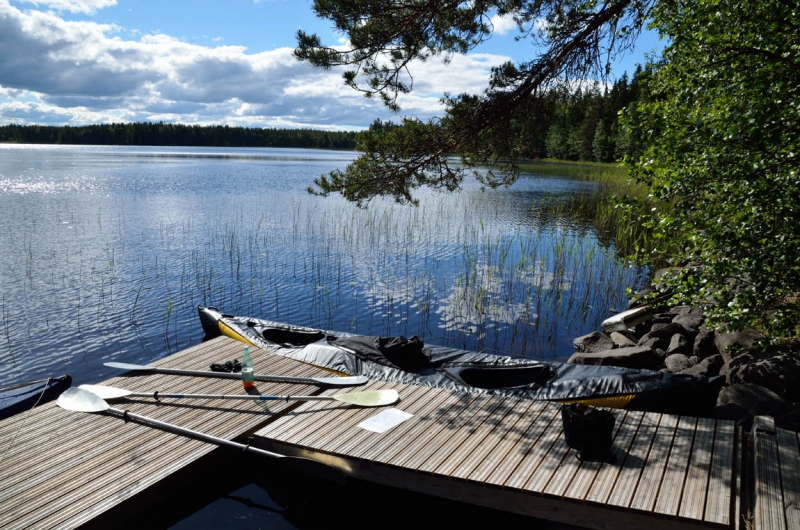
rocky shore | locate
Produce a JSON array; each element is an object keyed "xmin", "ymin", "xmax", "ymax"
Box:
[{"xmin": 567, "ymin": 295, "xmax": 800, "ymax": 431}]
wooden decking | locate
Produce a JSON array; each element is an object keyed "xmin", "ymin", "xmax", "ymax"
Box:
[
  {"xmin": 0, "ymin": 337, "xmax": 331, "ymax": 529},
  {"xmin": 254, "ymin": 378, "xmax": 741, "ymax": 530},
  {"xmin": 1, "ymin": 336, "xmax": 795, "ymax": 529},
  {"xmin": 751, "ymin": 416, "xmax": 800, "ymax": 530}
]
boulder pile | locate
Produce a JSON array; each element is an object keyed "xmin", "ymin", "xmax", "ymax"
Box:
[{"xmin": 567, "ymin": 303, "xmax": 800, "ymax": 431}]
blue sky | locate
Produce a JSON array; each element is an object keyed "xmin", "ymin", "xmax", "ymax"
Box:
[{"xmin": 0, "ymin": 0, "xmax": 664, "ymax": 130}]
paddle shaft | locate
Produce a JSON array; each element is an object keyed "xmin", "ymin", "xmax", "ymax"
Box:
[
  {"xmin": 102, "ymin": 405, "xmax": 346, "ymax": 483},
  {"xmin": 130, "ymin": 365, "xmax": 327, "ymax": 384},
  {"xmin": 106, "ymin": 405, "xmax": 279, "ymax": 455},
  {"xmin": 125, "ymin": 391, "xmax": 342, "ymax": 402},
  {"xmin": 105, "ymin": 363, "xmax": 363, "ymax": 386}
]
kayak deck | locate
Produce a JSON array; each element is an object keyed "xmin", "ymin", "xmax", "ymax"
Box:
[{"xmin": 0, "ymin": 336, "xmax": 792, "ymax": 529}]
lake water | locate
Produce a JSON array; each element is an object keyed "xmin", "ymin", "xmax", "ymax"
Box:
[
  {"xmin": 0, "ymin": 144, "xmax": 646, "ymax": 389},
  {"xmin": 0, "ymin": 144, "xmax": 646, "ymax": 527}
]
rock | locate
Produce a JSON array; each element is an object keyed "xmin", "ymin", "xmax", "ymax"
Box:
[
  {"xmin": 688, "ymin": 356, "xmax": 700, "ymax": 366},
  {"xmin": 673, "ymin": 313, "xmax": 705, "ymax": 334},
  {"xmin": 664, "ymin": 353, "xmax": 691, "ymax": 372},
  {"xmin": 667, "ymin": 334, "xmax": 691, "ymax": 355},
  {"xmin": 650, "ymin": 322, "xmax": 670, "ymax": 333},
  {"xmin": 573, "ymin": 331, "xmax": 615, "ymax": 353},
  {"xmin": 726, "ymin": 350, "xmax": 800, "ymax": 402},
  {"xmin": 666, "ymin": 305, "xmax": 700, "ymax": 317},
  {"xmin": 568, "ymin": 346, "xmax": 662, "ymax": 369},
  {"xmin": 610, "ymin": 331, "xmax": 636, "ymax": 348},
  {"xmin": 715, "ymin": 383, "xmax": 791, "ymax": 424},
  {"xmin": 714, "ymin": 329, "xmax": 764, "ymax": 362},
  {"xmin": 693, "ymin": 329, "xmax": 718, "ymax": 359},
  {"xmin": 637, "ymin": 322, "xmax": 691, "ymax": 351},
  {"xmin": 677, "ymin": 354, "xmax": 724, "ymax": 377}
]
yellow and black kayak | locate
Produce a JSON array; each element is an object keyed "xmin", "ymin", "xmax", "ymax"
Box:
[{"xmin": 198, "ymin": 306, "xmax": 724, "ymax": 416}]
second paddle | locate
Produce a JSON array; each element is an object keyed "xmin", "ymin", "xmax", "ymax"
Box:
[{"xmin": 79, "ymin": 384, "xmax": 399, "ymax": 408}]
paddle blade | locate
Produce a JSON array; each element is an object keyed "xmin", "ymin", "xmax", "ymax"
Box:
[
  {"xmin": 315, "ymin": 376, "xmax": 369, "ymax": 387},
  {"xmin": 104, "ymin": 362, "xmax": 150, "ymax": 371},
  {"xmin": 333, "ymin": 389, "xmax": 399, "ymax": 407},
  {"xmin": 79, "ymin": 384, "xmax": 132, "ymax": 400},
  {"xmin": 57, "ymin": 387, "xmax": 110, "ymax": 413}
]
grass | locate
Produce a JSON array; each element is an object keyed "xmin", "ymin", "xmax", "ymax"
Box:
[{"xmin": 517, "ymin": 159, "xmax": 660, "ymax": 263}]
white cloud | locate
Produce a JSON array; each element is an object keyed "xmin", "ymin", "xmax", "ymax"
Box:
[
  {"xmin": 18, "ymin": 0, "xmax": 116, "ymax": 15},
  {"xmin": 0, "ymin": 1, "xmax": 511, "ymax": 129},
  {"xmin": 490, "ymin": 13, "xmax": 518, "ymax": 36}
]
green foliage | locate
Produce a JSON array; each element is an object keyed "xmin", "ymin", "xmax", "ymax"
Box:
[
  {"xmin": 298, "ymin": 0, "xmax": 653, "ymax": 203},
  {"xmin": 630, "ymin": 0, "xmax": 800, "ymax": 338}
]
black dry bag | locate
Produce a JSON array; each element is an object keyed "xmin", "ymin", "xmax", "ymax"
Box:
[{"xmin": 561, "ymin": 403, "xmax": 615, "ymax": 462}]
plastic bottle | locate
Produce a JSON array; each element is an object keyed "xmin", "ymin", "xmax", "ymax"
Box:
[{"xmin": 241, "ymin": 346, "xmax": 255, "ymax": 389}]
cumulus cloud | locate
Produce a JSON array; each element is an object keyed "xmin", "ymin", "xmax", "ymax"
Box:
[
  {"xmin": 490, "ymin": 12, "xmax": 519, "ymax": 36},
  {"xmin": 18, "ymin": 0, "xmax": 117, "ymax": 15},
  {"xmin": 0, "ymin": 1, "xmax": 511, "ymax": 129}
]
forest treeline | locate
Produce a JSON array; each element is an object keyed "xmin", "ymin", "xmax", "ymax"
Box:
[
  {"xmin": 507, "ymin": 68, "xmax": 645, "ymax": 162},
  {"xmin": 1, "ymin": 70, "xmax": 643, "ymax": 161},
  {"xmin": 0, "ymin": 121, "xmax": 358, "ymax": 150},
  {"xmin": 366, "ymin": 68, "xmax": 646, "ymax": 163}
]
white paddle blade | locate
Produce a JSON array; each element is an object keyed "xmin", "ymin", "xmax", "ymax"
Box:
[
  {"xmin": 104, "ymin": 362, "xmax": 148, "ymax": 370},
  {"xmin": 79, "ymin": 384, "xmax": 132, "ymax": 400},
  {"xmin": 334, "ymin": 389, "xmax": 399, "ymax": 407},
  {"xmin": 315, "ymin": 376, "xmax": 369, "ymax": 386},
  {"xmin": 57, "ymin": 387, "xmax": 110, "ymax": 413}
]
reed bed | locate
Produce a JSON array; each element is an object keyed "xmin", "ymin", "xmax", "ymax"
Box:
[{"xmin": 0, "ymin": 151, "xmax": 648, "ymax": 386}]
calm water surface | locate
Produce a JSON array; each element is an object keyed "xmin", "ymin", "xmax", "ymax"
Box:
[
  {"xmin": 0, "ymin": 143, "xmax": 646, "ymax": 388},
  {"xmin": 0, "ymin": 144, "xmax": 644, "ymax": 528}
]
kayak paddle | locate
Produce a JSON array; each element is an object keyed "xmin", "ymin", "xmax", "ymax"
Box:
[
  {"xmin": 80, "ymin": 384, "xmax": 399, "ymax": 408},
  {"xmin": 104, "ymin": 361, "xmax": 368, "ymax": 387},
  {"xmin": 56, "ymin": 388, "xmax": 346, "ymax": 483}
]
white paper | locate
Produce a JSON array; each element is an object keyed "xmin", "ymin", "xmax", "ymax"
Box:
[{"xmin": 357, "ymin": 408, "xmax": 413, "ymax": 433}]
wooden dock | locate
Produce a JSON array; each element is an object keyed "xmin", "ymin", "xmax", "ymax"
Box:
[
  {"xmin": 254, "ymin": 378, "xmax": 741, "ymax": 530},
  {"xmin": 0, "ymin": 336, "xmax": 796, "ymax": 529},
  {"xmin": 0, "ymin": 337, "xmax": 332, "ymax": 529}
]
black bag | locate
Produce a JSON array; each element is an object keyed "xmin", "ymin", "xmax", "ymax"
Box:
[{"xmin": 561, "ymin": 403, "xmax": 616, "ymax": 461}]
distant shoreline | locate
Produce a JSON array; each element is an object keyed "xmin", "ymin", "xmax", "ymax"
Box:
[{"xmin": 0, "ymin": 122, "xmax": 358, "ymax": 150}]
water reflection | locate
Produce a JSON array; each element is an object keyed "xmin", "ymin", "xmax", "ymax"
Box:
[{"xmin": 0, "ymin": 144, "xmax": 647, "ymax": 388}]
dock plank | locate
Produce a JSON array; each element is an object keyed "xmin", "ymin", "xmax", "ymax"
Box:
[
  {"xmin": 354, "ymin": 389, "xmax": 466, "ymax": 463},
  {"xmin": 626, "ymin": 414, "xmax": 679, "ymax": 511},
  {"xmin": 458, "ymin": 399, "xmax": 544, "ymax": 482},
  {"xmin": 590, "ymin": 411, "xmax": 658, "ymax": 506},
  {"xmin": 776, "ymin": 428, "xmax": 800, "ymax": 530},
  {"xmin": 503, "ymin": 402, "xmax": 565, "ymax": 490},
  {"xmin": 411, "ymin": 394, "xmax": 503, "ymax": 472},
  {"xmin": 754, "ymin": 417, "xmax": 785, "ymax": 530},
  {"xmin": 654, "ymin": 415, "xmax": 698, "ymax": 516},
  {"xmin": 679, "ymin": 417, "xmax": 716, "ymax": 520},
  {"xmin": 383, "ymin": 393, "xmax": 483, "ymax": 467},
  {"xmin": 482, "ymin": 401, "xmax": 560, "ymax": 487},
  {"xmin": 298, "ymin": 382, "xmax": 397, "ymax": 450},
  {"xmin": 580, "ymin": 411, "xmax": 644, "ymax": 504},
  {"xmin": 704, "ymin": 420, "xmax": 735, "ymax": 526},
  {"xmin": 327, "ymin": 383, "xmax": 431, "ymax": 455},
  {"xmin": 435, "ymin": 397, "xmax": 530, "ymax": 478},
  {"xmin": 566, "ymin": 410, "xmax": 644, "ymax": 502},
  {"xmin": 545, "ymin": 409, "xmax": 629, "ymax": 499}
]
